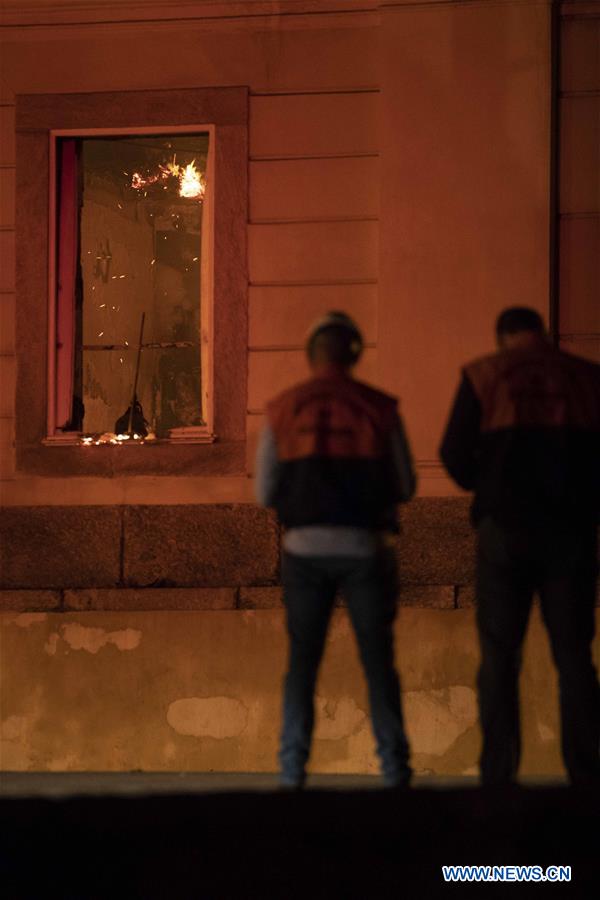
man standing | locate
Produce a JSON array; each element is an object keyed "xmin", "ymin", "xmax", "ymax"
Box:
[
  {"xmin": 440, "ymin": 307, "xmax": 600, "ymax": 786},
  {"xmin": 256, "ymin": 311, "xmax": 415, "ymax": 789}
]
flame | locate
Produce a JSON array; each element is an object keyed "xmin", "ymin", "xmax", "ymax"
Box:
[
  {"xmin": 130, "ymin": 155, "xmax": 205, "ymax": 201},
  {"xmin": 179, "ymin": 160, "xmax": 204, "ymax": 199}
]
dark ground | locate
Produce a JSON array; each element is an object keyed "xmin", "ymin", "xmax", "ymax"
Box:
[{"xmin": 1, "ymin": 776, "xmax": 598, "ymax": 899}]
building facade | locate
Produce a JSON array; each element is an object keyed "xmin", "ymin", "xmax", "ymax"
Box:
[{"xmin": 0, "ymin": 0, "xmax": 598, "ymax": 775}]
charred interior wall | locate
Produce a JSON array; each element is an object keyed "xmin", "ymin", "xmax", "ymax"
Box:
[{"xmin": 1, "ymin": 1, "xmax": 598, "ymax": 774}]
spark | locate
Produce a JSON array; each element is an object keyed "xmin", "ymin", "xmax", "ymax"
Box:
[
  {"xmin": 99, "ymin": 303, "xmax": 106, "ymax": 308},
  {"xmin": 192, "ymin": 257, "xmax": 199, "ymax": 262},
  {"xmin": 130, "ymin": 155, "xmax": 205, "ymax": 201},
  {"xmin": 98, "ymin": 332, "xmax": 104, "ymax": 337},
  {"xmin": 119, "ymin": 275, "xmax": 126, "ymax": 279},
  {"xmin": 117, "ymin": 203, "xmax": 123, "ymax": 209},
  {"xmin": 150, "ymin": 259, "xmax": 156, "ymax": 266}
]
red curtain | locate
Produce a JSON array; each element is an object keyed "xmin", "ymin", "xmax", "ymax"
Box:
[{"xmin": 55, "ymin": 139, "xmax": 78, "ymax": 430}]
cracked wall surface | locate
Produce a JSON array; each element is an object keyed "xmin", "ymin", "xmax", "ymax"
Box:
[{"xmin": 2, "ymin": 606, "xmax": 595, "ymax": 776}]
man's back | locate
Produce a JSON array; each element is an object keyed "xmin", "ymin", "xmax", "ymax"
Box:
[
  {"xmin": 265, "ymin": 371, "xmax": 407, "ymax": 531},
  {"xmin": 442, "ymin": 342, "xmax": 600, "ymax": 525},
  {"xmin": 440, "ymin": 309, "xmax": 600, "ymax": 786}
]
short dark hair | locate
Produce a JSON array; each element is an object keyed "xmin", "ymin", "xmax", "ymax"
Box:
[
  {"xmin": 309, "ymin": 325, "xmax": 361, "ymax": 366},
  {"xmin": 306, "ymin": 311, "xmax": 363, "ymax": 366},
  {"xmin": 496, "ymin": 307, "xmax": 545, "ymax": 337}
]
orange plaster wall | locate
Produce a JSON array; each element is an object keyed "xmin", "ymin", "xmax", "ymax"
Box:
[
  {"xmin": 377, "ymin": 2, "xmax": 551, "ymax": 463},
  {"xmin": 0, "ymin": 2, "xmax": 553, "ymax": 502}
]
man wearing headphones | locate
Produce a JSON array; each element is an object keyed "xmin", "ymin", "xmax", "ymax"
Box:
[{"xmin": 255, "ymin": 311, "xmax": 416, "ymax": 789}]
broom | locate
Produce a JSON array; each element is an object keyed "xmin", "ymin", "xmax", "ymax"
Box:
[{"xmin": 114, "ymin": 312, "xmax": 149, "ymax": 437}]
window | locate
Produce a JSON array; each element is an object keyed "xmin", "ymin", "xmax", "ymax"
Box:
[
  {"xmin": 50, "ymin": 128, "xmax": 214, "ymax": 444},
  {"xmin": 15, "ymin": 87, "xmax": 248, "ymax": 476}
]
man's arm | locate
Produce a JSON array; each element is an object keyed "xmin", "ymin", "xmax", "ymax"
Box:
[
  {"xmin": 439, "ymin": 373, "xmax": 481, "ymax": 490},
  {"xmin": 254, "ymin": 422, "xmax": 281, "ymax": 507},
  {"xmin": 390, "ymin": 413, "xmax": 417, "ymax": 503}
]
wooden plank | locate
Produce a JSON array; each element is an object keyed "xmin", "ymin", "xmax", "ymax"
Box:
[
  {"xmin": 249, "ymin": 156, "xmax": 378, "ymax": 222},
  {"xmin": 249, "ymin": 282, "xmax": 377, "ymax": 347},
  {"xmin": 248, "ymin": 220, "xmax": 377, "ymax": 284},
  {"xmin": 250, "ymin": 92, "xmax": 378, "ymax": 158}
]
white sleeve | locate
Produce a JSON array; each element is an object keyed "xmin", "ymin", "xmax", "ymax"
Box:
[{"xmin": 254, "ymin": 422, "xmax": 281, "ymax": 507}]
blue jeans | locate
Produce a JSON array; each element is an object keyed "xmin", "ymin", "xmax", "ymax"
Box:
[{"xmin": 279, "ymin": 549, "xmax": 411, "ymax": 786}]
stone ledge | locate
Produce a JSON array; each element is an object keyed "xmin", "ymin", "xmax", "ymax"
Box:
[
  {"xmin": 0, "ymin": 506, "xmax": 121, "ymax": 589},
  {"xmin": 63, "ymin": 588, "xmax": 236, "ymax": 611},
  {"xmin": 457, "ymin": 585, "xmax": 600, "ymax": 608},
  {"xmin": 0, "ymin": 590, "xmax": 61, "ymax": 611},
  {"xmin": 398, "ymin": 585, "xmax": 455, "ymax": 609},
  {"xmin": 239, "ymin": 584, "xmax": 455, "ymax": 609},
  {"xmin": 123, "ymin": 505, "xmax": 280, "ymax": 588},
  {"xmin": 239, "ymin": 586, "xmax": 283, "ymax": 609},
  {"xmin": 397, "ymin": 497, "xmax": 475, "ymax": 586},
  {"xmin": 456, "ymin": 586, "xmax": 476, "ymax": 608}
]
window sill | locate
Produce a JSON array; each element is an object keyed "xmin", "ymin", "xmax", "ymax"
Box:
[{"xmin": 43, "ymin": 430, "xmax": 216, "ymax": 447}]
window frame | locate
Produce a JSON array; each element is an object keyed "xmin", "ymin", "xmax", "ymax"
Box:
[
  {"xmin": 46, "ymin": 124, "xmax": 216, "ymax": 445},
  {"xmin": 15, "ymin": 87, "xmax": 248, "ymax": 477}
]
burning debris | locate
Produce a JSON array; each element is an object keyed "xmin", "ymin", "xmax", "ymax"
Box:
[{"xmin": 130, "ymin": 155, "xmax": 205, "ymax": 201}]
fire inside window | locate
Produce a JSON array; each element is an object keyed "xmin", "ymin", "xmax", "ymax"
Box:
[{"xmin": 54, "ymin": 133, "xmax": 209, "ymax": 443}]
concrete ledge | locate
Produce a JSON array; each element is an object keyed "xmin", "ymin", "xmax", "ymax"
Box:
[
  {"xmin": 63, "ymin": 588, "xmax": 236, "ymax": 611},
  {"xmin": 0, "ymin": 590, "xmax": 61, "ymax": 611}
]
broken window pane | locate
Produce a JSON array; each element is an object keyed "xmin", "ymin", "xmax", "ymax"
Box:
[{"xmin": 57, "ymin": 133, "xmax": 209, "ymax": 439}]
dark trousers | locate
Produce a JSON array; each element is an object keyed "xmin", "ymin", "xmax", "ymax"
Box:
[
  {"xmin": 476, "ymin": 516, "xmax": 600, "ymax": 785},
  {"xmin": 280, "ymin": 549, "xmax": 411, "ymax": 785}
]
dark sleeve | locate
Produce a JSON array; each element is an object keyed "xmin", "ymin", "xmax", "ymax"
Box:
[{"xmin": 439, "ymin": 373, "xmax": 481, "ymax": 490}]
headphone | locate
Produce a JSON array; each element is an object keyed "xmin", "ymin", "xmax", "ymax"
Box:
[{"xmin": 305, "ymin": 311, "xmax": 364, "ymax": 364}]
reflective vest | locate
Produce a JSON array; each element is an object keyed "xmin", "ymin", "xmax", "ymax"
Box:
[
  {"xmin": 464, "ymin": 344, "xmax": 600, "ymax": 523},
  {"xmin": 266, "ymin": 373, "xmax": 400, "ymax": 530}
]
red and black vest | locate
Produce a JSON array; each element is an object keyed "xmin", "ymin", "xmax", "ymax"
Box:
[
  {"xmin": 266, "ymin": 372, "xmax": 400, "ymax": 530},
  {"xmin": 465, "ymin": 344, "xmax": 600, "ymax": 524}
]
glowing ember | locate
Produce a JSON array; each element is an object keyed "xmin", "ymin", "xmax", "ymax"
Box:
[
  {"xmin": 130, "ymin": 155, "xmax": 205, "ymax": 201},
  {"xmin": 79, "ymin": 431, "xmax": 156, "ymax": 446}
]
